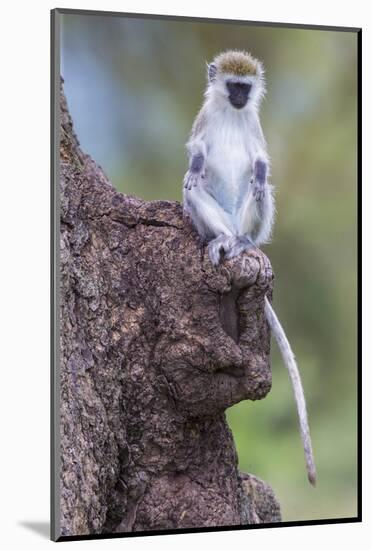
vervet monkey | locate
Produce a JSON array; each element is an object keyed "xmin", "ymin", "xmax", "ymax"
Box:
[{"xmin": 183, "ymin": 50, "xmax": 316, "ymax": 486}]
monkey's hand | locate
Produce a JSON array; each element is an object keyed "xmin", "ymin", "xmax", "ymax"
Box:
[
  {"xmin": 252, "ymin": 180, "xmax": 265, "ymax": 203},
  {"xmin": 252, "ymin": 159, "xmax": 267, "ymax": 203},
  {"xmin": 183, "ymin": 152, "xmax": 206, "ymax": 190},
  {"xmin": 183, "ymin": 169, "xmax": 206, "ymax": 190}
]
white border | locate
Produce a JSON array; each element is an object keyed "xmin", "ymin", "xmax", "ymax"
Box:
[{"xmin": 0, "ymin": 1, "xmax": 368, "ymax": 548}]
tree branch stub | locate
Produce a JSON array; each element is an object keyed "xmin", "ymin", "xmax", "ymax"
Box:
[{"xmin": 59, "ymin": 81, "xmax": 280, "ymax": 536}]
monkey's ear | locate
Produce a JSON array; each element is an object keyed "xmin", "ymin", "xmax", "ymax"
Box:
[{"xmin": 207, "ymin": 63, "xmax": 217, "ymax": 82}]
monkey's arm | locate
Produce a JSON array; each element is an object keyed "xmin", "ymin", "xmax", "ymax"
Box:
[
  {"xmin": 224, "ymin": 158, "xmax": 274, "ymax": 261},
  {"xmin": 248, "ymin": 112, "xmax": 270, "ymax": 205},
  {"xmin": 250, "ymin": 156, "xmax": 275, "ymax": 246},
  {"xmin": 183, "ymin": 108, "xmax": 208, "ymax": 190},
  {"xmin": 237, "ymin": 112, "xmax": 272, "ymax": 242}
]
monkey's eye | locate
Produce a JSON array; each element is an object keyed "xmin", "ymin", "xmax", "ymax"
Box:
[{"xmin": 226, "ymin": 81, "xmax": 252, "ymax": 95}]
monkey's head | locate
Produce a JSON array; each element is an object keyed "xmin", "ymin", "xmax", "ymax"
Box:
[{"xmin": 206, "ymin": 50, "xmax": 265, "ymax": 110}]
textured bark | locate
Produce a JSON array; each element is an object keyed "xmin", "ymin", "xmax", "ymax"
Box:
[{"xmin": 59, "ymin": 81, "xmax": 281, "ymax": 537}]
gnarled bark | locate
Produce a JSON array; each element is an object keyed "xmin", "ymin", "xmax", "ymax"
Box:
[{"xmin": 58, "ymin": 81, "xmax": 281, "ymax": 537}]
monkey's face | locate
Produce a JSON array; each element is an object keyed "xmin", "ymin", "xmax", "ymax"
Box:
[
  {"xmin": 207, "ymin": 70, "xmax": 264, "ymax": 112},
  {"xmin": 226, "ymin": 80, "xmax": 252, "ymax": 109},
  {"xmin": 206, "ymin": 51, "xmax": 265, "ymax": 110}
]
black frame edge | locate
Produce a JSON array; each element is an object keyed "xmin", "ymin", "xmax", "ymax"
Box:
[
  {"xmin": 54, "ymin": 7, "xmax": 361, "ymax": 33},
  {"xmin": 56, "ymin": 517, "xmax": 361, "ymax": 542},
  {"xmin": 356, "ymin": 27, "xmax": 362, "ymax": 522}
]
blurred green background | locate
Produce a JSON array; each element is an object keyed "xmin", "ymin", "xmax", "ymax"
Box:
[{"xmin": 61, "ymin": 13, "xmax": 358, "ymax": 523}]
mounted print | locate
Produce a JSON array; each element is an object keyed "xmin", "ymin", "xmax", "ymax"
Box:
[{"xmin": 51, "ymin": 8, "xmax": 361, "ymax": 542}]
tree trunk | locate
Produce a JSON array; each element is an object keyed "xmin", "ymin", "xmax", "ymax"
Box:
[{"xmin": 58, "ymin": 81, "xmax": 281, "ymax": 537}]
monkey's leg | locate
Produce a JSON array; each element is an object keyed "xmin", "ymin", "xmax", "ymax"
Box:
[
  {"xmin": 183, "ymin": 186, "xmax": 235, "ymax": 265},
  {"xmin": 224, "ymin": 190, "xmax": 258, "ymax": 260},
  {"xmin": 224, "ymin": 234, "xmax": 255, "ymax": 260},
  {"xmin": 208, "ymin": 234, "xmax": 237, "ymax": 266}
]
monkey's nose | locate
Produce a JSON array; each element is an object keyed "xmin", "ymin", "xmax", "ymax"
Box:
[{"xmin": 231, "ymin": 94, "xmax": 248, "ymax": 109}]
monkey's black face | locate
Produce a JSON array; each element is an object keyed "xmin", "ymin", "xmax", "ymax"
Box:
[{"xmin": 226, "ymin": 81, "xmax": 252, "ymax": 109}]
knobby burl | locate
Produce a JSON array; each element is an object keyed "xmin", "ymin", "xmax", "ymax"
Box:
[{"xmin": 59, "ymin": 82, "xmax": 280, "ymax": 537}]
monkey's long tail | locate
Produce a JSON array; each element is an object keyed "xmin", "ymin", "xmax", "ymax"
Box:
[{"xmin": 264, "ymin": 296, "xmax": 317, "ymax": 487}]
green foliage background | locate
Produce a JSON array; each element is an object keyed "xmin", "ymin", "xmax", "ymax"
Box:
[{"xmin": 61, "ymin": 13, "xmax": 358, "ymax": 522}]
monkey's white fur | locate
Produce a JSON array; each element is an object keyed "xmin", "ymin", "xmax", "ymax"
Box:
[{"xmin": 183, "ymin": 51, "xmax": 316, "ymax": 486}]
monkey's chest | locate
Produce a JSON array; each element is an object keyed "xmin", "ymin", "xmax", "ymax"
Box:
[{"xmin": 206, "ymin": 136, "xmax": 253, "ymax": 214}]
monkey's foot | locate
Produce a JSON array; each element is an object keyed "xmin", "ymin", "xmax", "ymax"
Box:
[
  {"xmin": 224, "ymin": 235, "xmax": 255, "ymax": 260},
  {"xmin": 207, "ymin": 235, "xmax": 234, "ymax": 266}
]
